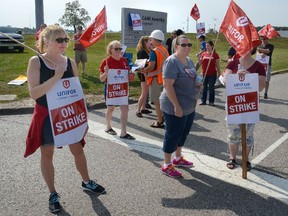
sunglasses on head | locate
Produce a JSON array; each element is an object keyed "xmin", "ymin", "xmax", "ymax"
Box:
[
  {"xmin": 180, "ymin": 43, "xmax": 192, "ymax": 47},
  {"xmin": 114, "ymin": 47, "xmax": 122, "ymax": 51},
  {"xmin": 55, "ymin": 37, "xmax": 70, "ymax": 43}
]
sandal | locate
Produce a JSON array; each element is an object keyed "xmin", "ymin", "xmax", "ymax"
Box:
[
  {"xmin": 141, "ymin": 109, "xmax": 152, "ymax": 114},
  {"xmin": 136, "ymin": 111, "xmax": 143, "ymax": 118},
  {"xmin": 105, "ymin": 128, "xmax": 117, "ymax": 135},
  {"xmin": 150, "ymin": 121, "xmax": 165, "ymax": 128},
  {"xmin": 120, "ymin": 133, "xmax": 135, "ymax": 140},
  {"xmin": 226, "ymin": 159, "xmax": 236, "ymax": 169},
  {"xmin": 247, "ymin": 161, "xmax": 251, "ymax": 171}
]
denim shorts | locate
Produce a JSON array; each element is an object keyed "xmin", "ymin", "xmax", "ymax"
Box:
[
  {"xmin": 163, "ymin": 112, "xmax": 195, "ymax": 154},
  {"xmin": 227, "ymin": 123, "xmax": 255, "ymax": 146}
]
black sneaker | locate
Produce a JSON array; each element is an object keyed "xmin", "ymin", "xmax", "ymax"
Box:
[
  {"xmin": 49, "ymin": 191, "xmax": 62, "ymax": 213},
  {"xmin": 82, "ymin": 180, "xmax": 106, "ymax": 194},
  {"xmin": 264, "ymin": 93, "xmax": 268, "ymax": 99}
]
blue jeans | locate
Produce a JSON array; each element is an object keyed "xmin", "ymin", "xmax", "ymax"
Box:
[
  {"xmin": 201, "ymin": 74, "xmax": 217, "ymax": 104},
  {"xmin": 162, "ymin": 112, "xmax": 195, "ymax": 154}
]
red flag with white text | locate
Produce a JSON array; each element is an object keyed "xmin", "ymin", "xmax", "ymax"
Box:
[
  {"xmin": 258, "ymin": 24, "xmax": 280, "ymax": 39},
  {"xmin": 190, "ymin": 4, "xmax": 200, "ymax": 21},
  {"xmin": 79, "ymin": 6, "xmax": 107, "ymax": 48},
  {"xmin": 219, "ymin": 1, "xmax": 261, "ymax": 57}
]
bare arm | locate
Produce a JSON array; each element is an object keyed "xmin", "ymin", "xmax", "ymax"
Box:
[
  {"xmin": 257, "ymin": 47, "xmax": 271, "ymax": 55},
  {"xmin": 99, "ymin": 65, "xmax": 109, "ymax": 82},
  {"xmin": 223, "ymin": 68, "xmax": 233, "ymax": 86},
  {"xmin": 258, "ymin": 75, "xmax": 266, "ymax": 92},
  {"xmin": 27, "ymin": 56, "xmax": 66, "ymax": 100},
  {"xmin": 163, "ymin": 78, "xmax": 183, "ymax": 117}
]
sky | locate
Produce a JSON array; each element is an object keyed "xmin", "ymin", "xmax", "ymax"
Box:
[{"xmin": 0, "ymin": 0, "xmax": 287, "ymax": 32}]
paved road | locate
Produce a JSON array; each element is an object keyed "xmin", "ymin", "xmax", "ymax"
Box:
[{"xmin": 0, "ymin": 73, "xmax": 287, "ymax": 215}]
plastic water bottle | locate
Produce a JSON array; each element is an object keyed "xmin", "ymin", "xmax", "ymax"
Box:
[{"xmin": 196, "ymin": 75, "xmax": 203, "ymax": 84}]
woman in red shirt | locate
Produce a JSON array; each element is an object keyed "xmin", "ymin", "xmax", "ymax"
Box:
[{"xmin": 197, "ymin": 40, "xmax": 221, "ymax": 106}]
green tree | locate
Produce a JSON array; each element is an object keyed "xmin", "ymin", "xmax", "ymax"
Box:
[{"xmin": 59, "ymin": 0, "xmax": 91, "ymax": 33}]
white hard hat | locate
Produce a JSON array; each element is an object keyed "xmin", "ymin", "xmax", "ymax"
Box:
[{"xmin": 149, "ymin": 30, "xmax": 165, "ymax": 42}]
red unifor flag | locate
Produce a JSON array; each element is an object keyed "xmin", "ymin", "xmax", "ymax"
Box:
[
  {"xmin": 258, "ymin": 24, "xmax": 281, "ymax": 39},
  {"xmin": 190, "ymin": 3, "xmax": 200, "ymax": 21},
  {"xmin": 79, "ymin": 6, "xmax": 107, "ymax": 48},
  {"xmin": 219, "ymin": 1, "xmax": 261, "ymax": 57}
]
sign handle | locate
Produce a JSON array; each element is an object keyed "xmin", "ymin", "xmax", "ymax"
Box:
[{"xmin": 241, "ymin": 124, "xmax": 247, "ymax": 179}]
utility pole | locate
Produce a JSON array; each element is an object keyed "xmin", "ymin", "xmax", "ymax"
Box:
[
  {"xmin": 186, "ymin": 16, "xmax": 189, "ymax": 33},
  {"xmin": 213, "ymin": 18, "xmax": 217, "ymax": 33},
  {"xmin": 35, "ymin": 0, "xmax": 44, "ymax": 30}
]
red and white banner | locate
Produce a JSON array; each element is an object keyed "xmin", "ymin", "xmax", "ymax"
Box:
[
  {"xmin": 46, "ymin": 77, "xmax": 88, "ymax": 147},
  {"xmin": 196, "ymin": 22, "xmax": 206, "ymax": 38},
  {"xmin": 226, "ymin": 74, "xmax": 260, "ymax": 124},
  {"xmin": 106, "ymin": 69, "xmax": 129, "ymax": 106},
  {"xmin": 130, "ymin": 13, "xmax": 143, "ymax": 31},
  {"xmin": 256, "ymin": 54, "xmax": 269, "ymax": 75},
  {"xmin": 190, "ymin": 3, "xmax": 200, "ymax": 21},
  {"xmin": 219, "ymin": 1, "xmax": 261, "ymax": 57},
  {"xmin": 79, "ymin": 6, "xmax": 107, "ymax": 48},
  {"xmin": 258, "ymin": 24, "xmax": 280, "ymax": 39}
]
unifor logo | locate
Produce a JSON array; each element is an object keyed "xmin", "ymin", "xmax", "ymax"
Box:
[
  {"xmin": 239, "ymin": 74, "xmax": 245, "ymax": 82},
  {"xmin": 117, "ymin": 70, "xmax": 121, "ymax": 75},
  {"xmin": 236, "ymin": 16, "xmax": 249, "ymax": 27},
  {"xmin": 62, "ymin": 80, "xmax": 70, "ymax": 89}
]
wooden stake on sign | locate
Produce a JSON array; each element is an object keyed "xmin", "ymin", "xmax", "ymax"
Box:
[{"xmin": 241, "ymin": 124, "xmax": 247, "ymax": 179}]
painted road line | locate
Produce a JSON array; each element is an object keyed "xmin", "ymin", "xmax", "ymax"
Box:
[
  {"xmin": 88, "ymin": 120, "xmax": 288, "ymax": 205},
  {"xmin": 251, "ymin": 132, "xmax": 288, "ymax": 165}
]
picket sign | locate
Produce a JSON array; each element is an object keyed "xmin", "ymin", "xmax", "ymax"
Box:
[
  {"xmin": 106, "ymin": 69, "xmax": 129, "ymax": 106},
  {"xmin": 226, "ymin": 73, "xmax": 259, "ymax": 179},
  {"xmin": 46, "ymin": 77, "xmax": 88, "ymax": 147}
]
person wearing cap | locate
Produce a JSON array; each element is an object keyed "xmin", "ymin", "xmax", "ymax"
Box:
[
  {"xmin": 171, "ymin": 29, "xmax": 185, "ymax": 54},
  {"xmin": 165, "ymin": 30, "xmax": 177, "ymax": 55},
  {"xmin": 257, "ymin": 35, "xmax": 274, "ymax": 99},
  {"xmin": 73, "ymin": 26, "xmax": 87, "ymax": 74},
  {"xmin": 140, "ymin": 30, "xmax": 169, "ymax": 128}
]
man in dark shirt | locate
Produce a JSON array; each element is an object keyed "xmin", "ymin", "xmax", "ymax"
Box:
[{"xmin": 257, "ymin": 35, "xmax": 274, "ymax": 99}]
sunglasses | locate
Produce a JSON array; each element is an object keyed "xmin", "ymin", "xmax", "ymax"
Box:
[
  {"xmin": 114, "ymin": 47, "xmax": 122, "ymax": 51},
  {"xmin": 180, "ymin": 43, "xmax": 192, "ymax": 47},
  {"xmin": 55, "ymin": 37, "xmax": 70, "ymax": 43}
]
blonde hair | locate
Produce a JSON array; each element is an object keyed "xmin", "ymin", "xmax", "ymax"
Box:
[
  {"xmin": 106, "ymin": 40, "xmax": 121, "ymax": 55},
  {"xmin": 38, "ymin": 24, "xmax": 69, "ymax": 53}
]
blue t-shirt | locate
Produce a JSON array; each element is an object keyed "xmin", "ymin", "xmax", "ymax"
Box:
[{"xmin": 160, "ymin": 54, "xmax": 199, "ymax": 115}]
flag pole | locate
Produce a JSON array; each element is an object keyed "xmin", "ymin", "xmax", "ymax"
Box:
[
  {"xmin": 241, "ymin": 124, "xmax": 248, "ymax": 179},
  {"xmin": 196, "ymin": 21, "xmax": 199, "ymax": 52},
  {"xmin": 0, "ymin": 31, "xmax": 58, "ymax": 66}
]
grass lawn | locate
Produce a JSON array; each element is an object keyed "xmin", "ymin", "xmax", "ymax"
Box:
[{"xmin": 0, "ymin": 32, "xmax": 287, "ymax": 101}]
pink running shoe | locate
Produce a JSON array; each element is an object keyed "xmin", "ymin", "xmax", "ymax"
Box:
[
  {"xmin": 161, "ymin": 164, "xmax": 182, "ymax": 178},
  {"xmin": 172, "ymin": 157, "xmax": 193, "ymax": 168}
]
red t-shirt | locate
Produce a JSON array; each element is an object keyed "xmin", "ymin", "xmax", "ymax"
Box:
[
  {"xmin": 73, "ymin": 33, "xmax": 86, "ymax": 51},
  {"xmin": 226, "ymin": 58, "xmax": 266, "ymax": 76},
  {"xmin": 200, "ymin": 51, "xmax": 220, "ymax": 76},
  {"xmin": 99, "ymin": 56, "xmax": 130, "ymax": 82}
]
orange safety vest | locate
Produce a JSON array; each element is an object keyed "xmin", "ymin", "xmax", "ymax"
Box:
[{"xmin": 147, "ymin": 45, "xmax": 169, "ymax": 85}]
